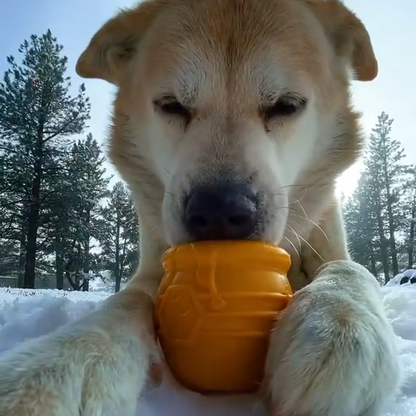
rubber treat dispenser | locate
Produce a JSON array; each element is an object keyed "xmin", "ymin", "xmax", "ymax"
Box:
[{"xmin": 154, "ymin": 241, "xmax": 293, "ymax": 394}]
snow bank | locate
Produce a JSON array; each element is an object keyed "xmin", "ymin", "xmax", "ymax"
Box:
[{"xmin": 0, "ymin": 285, "xmax": 415, "ymax": 416}]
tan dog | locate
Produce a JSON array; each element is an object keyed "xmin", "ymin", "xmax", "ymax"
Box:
[{"xmin": 0, "ymin": 0, "xmax": 403, "ymax": 415}]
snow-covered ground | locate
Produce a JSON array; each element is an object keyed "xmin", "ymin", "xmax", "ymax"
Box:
[
  {"xmin": 387, "ymin": 269, "xmax": 416, "ymax": 286},
  {"xmin": 0, "ymin": 285, "xmax": 415, "ymax": 416}
]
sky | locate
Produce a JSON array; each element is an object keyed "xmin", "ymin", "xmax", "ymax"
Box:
[{"xmin": 0, "ymin": 0, "xmax": 415, "ymax": 197}]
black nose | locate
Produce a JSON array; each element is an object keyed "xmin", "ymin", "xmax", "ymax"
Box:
[{"xmin": 184, "ymin": 184, "xmax": 257, "ymax": 241}]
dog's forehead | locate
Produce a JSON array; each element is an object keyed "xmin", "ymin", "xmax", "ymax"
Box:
[{"xmin": 141, "ymin": 0, "xmax": 330, "ymax": 103}]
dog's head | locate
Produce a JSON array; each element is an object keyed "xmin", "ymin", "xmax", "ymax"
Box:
[{"xmin": 77, "ymin": 0, "xmax": 377, "ymax": 254}]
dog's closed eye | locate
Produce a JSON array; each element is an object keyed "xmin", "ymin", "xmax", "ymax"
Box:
[
  {"xmin": 260, "ymin": 94, "xmax": 307, "ymax": 122},
  {"xmin": 154, "ymin": 96, "xmax": 193, "ymax": 123}
]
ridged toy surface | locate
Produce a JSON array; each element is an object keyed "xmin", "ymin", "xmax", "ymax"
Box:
[{"xmin": 155, "ymin": 241, "xmax": 293, "ymax": 394}]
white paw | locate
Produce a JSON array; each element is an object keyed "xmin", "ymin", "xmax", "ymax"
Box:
[
  {"xmin": 264, "ymin": 260, "xmax": 403, "ymax": 416},
  {"xmin": 0, "ymin": 291, "xmax": 157, "ymax": 416}
]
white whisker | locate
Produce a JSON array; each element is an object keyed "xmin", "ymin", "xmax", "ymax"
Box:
[
  {"xmin": 296, "ymin": 233, "xmax": 323, "ymax": 262},
  {"xmin": 289, "ymin": 212, "xmax": 329, "ymax": 243},
  {"xmin": 286, "ymin": 223, "xmax": 302, "ymax": 251},
  {"xmin": 289, "ymin": 187, "xmax": 308, "ymax": 206},
  {"xmin": 283, "ymin": 236, "xmax": 301, "ymax": 262}
]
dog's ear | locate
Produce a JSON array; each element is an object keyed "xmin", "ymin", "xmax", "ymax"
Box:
[
  {"xmin": 305, "ymin": 0, "xmax": 378, "ymax": 81},
  {"xmin": 76, "ymin": 1, "xmax": 163, "ymax": 85}
]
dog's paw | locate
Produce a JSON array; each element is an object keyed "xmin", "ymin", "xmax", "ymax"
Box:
[
  {"xmin": 0, "ymin": 289, "xmax": 158, "ymax": 416},
  {"xmin": 264, "ymin": 260, "xmax": 403, "ymax": 416}
]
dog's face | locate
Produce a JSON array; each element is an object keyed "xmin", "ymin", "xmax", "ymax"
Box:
[{"xmin": 77, "ymin": 0, "xmax": 377, "ymax": 249}]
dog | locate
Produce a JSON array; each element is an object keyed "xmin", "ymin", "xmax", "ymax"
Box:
[{"xmin": 0, "ymin": 0, "xmax": 403, "ymax": 415}]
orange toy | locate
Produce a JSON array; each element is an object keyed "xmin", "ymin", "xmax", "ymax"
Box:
[{"xmin": 154, "ymin": 241, "xmax": 293, "ymax": 394}]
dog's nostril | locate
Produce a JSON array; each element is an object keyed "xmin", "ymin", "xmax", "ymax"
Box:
[{"xmin": 184, "ymin": 184, "xmax": 258, "ymax": 241}]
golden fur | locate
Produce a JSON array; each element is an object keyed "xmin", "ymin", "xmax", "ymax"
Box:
[{"xmin": 0, "ymin": 1, "xmax": 402, "ymax": 415}]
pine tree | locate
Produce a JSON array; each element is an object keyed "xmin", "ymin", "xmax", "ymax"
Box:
[
  {"xmin": 68, "ymin": 135, "xmax": 110, "ymax": 290},
  {"xmin": 0, "ymin": 31, "xmax": 90, "ymax": 288},
  {"xmin": 98, "ymin": 182, "xmax": 140, "ymax": 292},
  {"xmin": 403, "ymin": 168, "xmax": 416, "ymax": 269},
  {"xmin": 343, "ymin": 112, "xmax": 414, "ymax": 284},
  {"xmin": 343, "ymin": 173, "xmax": 379, "ymax": 277},
  {"xmin": 41, "ymin": 170, "xmax": 77, "ymax": 289},
  {"xmin": 0, "ymin": 171, "xmax": 19, "ymax": 274},
  {"xmin": 0, "ymin": 138, "xmax": 27, "ymax": 284},
  {"xmin": 365, "ymin": 112, "xmax": 412, "ymax": 280},
  {"xmin": 42, "ymin": 134, "xmax": 110, "ymax": 290}
]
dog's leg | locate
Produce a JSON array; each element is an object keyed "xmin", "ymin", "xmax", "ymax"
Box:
[
  {"xmin": 264, "ymin": 260, "xmax": 402, "ymax": 416},
  {"xmin": 0, "ymin": 244, "xmax": 165, "ymax": 416},
  {"xmin": 264, "ymin": 202, "xmax": 403, "ymax": 416}
]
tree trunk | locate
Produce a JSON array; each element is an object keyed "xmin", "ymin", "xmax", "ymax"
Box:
[
  {"xmin": 369, "ymin": 245, "xmax": 377, "ymax": 277},
  {"xmin": 115, "ymin": 213, "xmax": 121, "ymax": 293},
  {"xmin": 374, "ymin": 205, "xmax": 390, "ymax": 283},
  {"xmin": 379, "ymin": 235, "xmax": 390, "ymax": 284},
  {"xmin": 82, "ymin": 278, "xmax": 89, "ymax": 291},
  {"xmin": 75, "ymin": 243, "xmax": 83, "ymax": 291},
  {"xmin": 23, "ymin": 121, "xmax": 44, "ymax": 289},
  {"xmin": 23, "ymin": 168, "xmax": 41, "ymax": 288},
  {"xmin": 382, "ymin": 148, "xmax": 399, "ymax": 276},
  {"xmin": 114, "ymin": 264, "xmax": 121, "ymax": 293},
  {"xmin": 408, "ymin": 195, "xmax": 416, "ymax": 269},
  {"xmin": 17, "ymin": 228, "xmax": 26, "ymax": 288},
  {"xmin": 385, "ymin": 192, "xmax": 399, "ymax": 275},
  {"xmin": 55, "ymin": 248, "xmax": 64, "ymax": 290},
  {"xmin": 81, "ymin": 210, "xmax": 91, "ymax": 291},
  {"xmin": 116, "ymin": 239, "xmax": 127, "ymax": 293},
  {"xmin": 82, "ymin": 241, "xmax": 90, "ymax": 292},
  {"xmin": 65, "ymin": 270, "xmax": 79, "ymax": 290}
]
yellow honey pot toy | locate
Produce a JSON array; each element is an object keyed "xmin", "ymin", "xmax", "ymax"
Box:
[{"xmin": 154, "ymin": 240, "xmax": 293, "ymax": 394}]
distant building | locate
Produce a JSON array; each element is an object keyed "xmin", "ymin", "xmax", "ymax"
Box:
[
  {"xmin": 0, "ymin": 275, "xmax": 72, "ymax": 290},
  {"xmin": 0, "ymin": 276, "xmax": 18, "ymax": 288}
]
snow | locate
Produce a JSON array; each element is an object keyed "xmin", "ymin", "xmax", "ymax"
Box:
[
  {"xmin": 0, "ymin": 285, "xmax": 415, "ymax": 416},
  {"xmin": 387, "ymin": 269, "xmax": 416, "ymax": 286}
]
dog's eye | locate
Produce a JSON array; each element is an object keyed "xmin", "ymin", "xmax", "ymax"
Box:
[
  {"xmin": 261, "ymin": 95, "xmax": 307, "ymax": 121},
  {"xmin": 154, "ymin": 98, "xmax": 192, "ymax": 120}
]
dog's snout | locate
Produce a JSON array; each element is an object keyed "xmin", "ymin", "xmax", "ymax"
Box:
[{"xmin": 184, "ymin": 184, "xmax": 257, "ymax": 240}]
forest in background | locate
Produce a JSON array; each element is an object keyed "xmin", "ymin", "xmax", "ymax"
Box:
[{"xmin": 1, "ymin": 31, "xmax": 414, "ymax": 291}]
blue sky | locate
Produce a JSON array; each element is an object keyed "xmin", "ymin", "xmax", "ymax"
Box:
[{"xmin": 0, "ymin": 0, "xmax": 415, "ymax": 195}]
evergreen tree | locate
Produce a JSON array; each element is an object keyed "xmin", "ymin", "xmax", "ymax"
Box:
[
  {"xmin": 365, "ymin": 112, "xmax": 412, "ymax": 279},
  {"xmin": 0, "ymin": 138, "xmax": 27, "ymax": 284},
  {"xmin": 403, "ymin": 168, "xmax": 416, "ymax": 269},
  {"xmin": 343, "ymin": 173, "xmax": 379, "ymax": 277},
  {"xmin": 0, "ymin": 31, "xmax": 90, "ymax": 288},
  {"xmin": 0, "ymin": 236, "xmax": 19, "ymax": 276},
  {"xmin": 67, "ymin": 135, "xmax": 110, "ymax": 290},
  {"xmin": 42, "ymin": 170, "xmax": 77, "ymax": 289},
  {"xmin": 343, "ymin": 112, "xmax": 414, "ymax": 284},
  {"xmin": 42, "ymin": 134, "xmax": 110, "ymax": 290},
  {"xmin": 98, "ymin": 182, "xmax": 140, "ymax": 292},
  {"xmin": 0, "ymin": 173, "xmax": 19, "ymax": 268}
]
